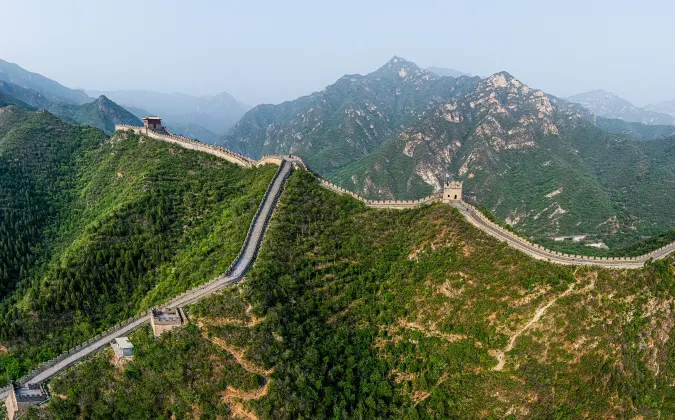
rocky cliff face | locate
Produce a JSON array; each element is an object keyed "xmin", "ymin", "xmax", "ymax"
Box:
[
  {"xmin": 221, "ymin": 57, "xmax": 675, "ymax": 246},
  {"xmin": 221, "ymin": 57, "xmax": 480, "ymax": 173}
]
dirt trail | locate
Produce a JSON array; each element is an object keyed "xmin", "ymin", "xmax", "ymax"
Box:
[
  {"xmin": 196, "ymin": 318, "xmax": 272, "ymax": 419},
  {"xmin": 209, "ymin": 335, "xmax": 273, "ymax": 377},
  {"xmin": 493, "ymin": 281, "xmax": 576, "ymax": 371},
  {"xmin": 228, "ymin": 401, "xmax": 258, "ymax": 420},
  {"xmin": 200, "ymin": 304, "xmax": 263, "ymax": 328}
]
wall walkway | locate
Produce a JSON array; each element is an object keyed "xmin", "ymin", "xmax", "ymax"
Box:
[
  {"xmin": 316, "ymin": 177, "xmax": 675, "ymax": 269},
  {"xmin": 0, "ymin": 159, "xmax": 293, "ymax": 398},
  {"xmin": 114, "ymin": 124, "xmax": 675, "ymax": 268},
  {"xmin": 3, "ymin": 125, "xmax": 675, "ymax": 400}
]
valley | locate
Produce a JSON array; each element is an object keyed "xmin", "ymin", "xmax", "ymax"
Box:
[
  {"xmin": 221, "ymin": 57, "xmax": 675, "ymax": 251},
  {"xmin": 32, "ymin": 167, "xmax": 675, "ymax": 419},
  {"xmin": 1, "ymin": 43, "xmax": 675, "ymax": 419}
]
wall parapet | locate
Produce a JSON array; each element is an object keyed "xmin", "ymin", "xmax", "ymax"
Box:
[
  {"xmin": 14, "ymin": 156, "xmax": 295, "ymax": 389},
  {"xmin": 115, "ymin": 124, "xmax": 256, "ymax": 167},
  {"xmin": 316, "ymin": 177, "xmax": 442, "ymax": 209},
  {"xmin": 114, "ymin": 125, "xmax": 309, "ymax": 171}
]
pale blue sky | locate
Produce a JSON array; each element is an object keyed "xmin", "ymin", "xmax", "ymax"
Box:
[{"xmin": 2, "ymin": 0, "xmax": 674, "ymax": 106}]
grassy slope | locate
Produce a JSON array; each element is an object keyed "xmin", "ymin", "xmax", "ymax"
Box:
[
  {"xmin": 44, "ymin": 171, "xmax": 675, "ymax": 419},
  {"xmin": 0, "ymin": 123, "xmax": 276, "ymax": 383}
]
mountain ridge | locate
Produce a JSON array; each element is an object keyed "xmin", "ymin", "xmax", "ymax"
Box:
[
  {"xmin": 0, "ymin": 80, "xmax": 140, "ymax": 134},
  {"xmin": 86, "ymin": 88, "xmax": 250, "ymax": 141},
  {"xmin": 0, "ymin": 58, "xmax": 90, "ymax": 105},
  {"xmin": 567, "ymin": 89, "xmax": 675, "ymax": 125},
  {"xmin": 221, "ymin": 56, "xmax": 675, "ymax": 249}
]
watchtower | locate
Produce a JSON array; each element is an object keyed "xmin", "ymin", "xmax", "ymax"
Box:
[
  {"xmin": 442, "ymin": 180, "xmax": 463, "ymax": 203},
  {"xmin": 150, "ymin": 307, "xmax": 186, "ymax": 337},
  {"xmin": 142, "ymin": 116, "xmax": 162, "ymax": 131}
]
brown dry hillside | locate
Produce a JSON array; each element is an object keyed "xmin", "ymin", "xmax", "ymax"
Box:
[{"xmin": 42, "ymin": 171, "xmax": 675, "ymax": 419}]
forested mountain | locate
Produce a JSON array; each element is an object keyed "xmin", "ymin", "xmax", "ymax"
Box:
[
  {"xmin": 596, "ymin": 117, "xmax": 675, "ymax": 140},
  {"xmin": 0, "ymin": 81, "xmax": 140, "ymax": 134},
  {"xmin": 0, "ymin": 106, "xmax": 276, "ymax": 383},
  {"xmin": 567, "ymin": 89, "xmax": 675, "ymax": 125},
  {"xmin": 87, "ymin": 89, "xmax": 250, "ymax": 142},
  {"xmin": 37, "ymin": 171, "xmax": 675, "ymax": 419},
  {"xmin": 221, "ymin": 57, "xmax": 675, "ymax": 248},
  {"xmin": 48, "ymin": 95, "xmax": 142, "ymax": 134},
  {"xmin": 0, "ymin": 58, "xmax": 90, "ymax": 105},
  {"xmin": 0, "ymin": 91, "xmax": 34, "ymax": 110}
]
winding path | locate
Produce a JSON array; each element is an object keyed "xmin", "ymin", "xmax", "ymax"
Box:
[
  {"xmin": 4, "ymin": 125, "xmax": 675, "ymax": 401},
  {"xmin": 453, "ymin": 203, "xmax": 674, "ymax": 269},
  {"xmin": 1, "ymin": 159, "xmax": 293, "ymax": 398}
]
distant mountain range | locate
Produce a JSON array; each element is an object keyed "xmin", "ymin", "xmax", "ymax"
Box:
[
  {"xmin": 426, "ymin": 66, "xmax": 471, "ymax": 78},
  {"xmin": 0, "ymin": 58, "xmax": 248, "ymax": 142},
  {"xmin": 86, "ymin": 89, "xmax": 250, "ymax": 143},
  {"xmin": 0, "ymin": 58, "xmax": 90, "ymax": 105},
  {"xmin": 221, "ymin": 56, "xmax": 675, "ymax": 248},
  {"xmin": 567, "ymin": 89, "xmax": 675, "ymax": 125},
  {"xmin": 0, "ymin": 80, "xmax": 140, "ymax": 134},
  {"xmin": 646, "ymin": 100, "xmax": 675, "ymax": 118}
]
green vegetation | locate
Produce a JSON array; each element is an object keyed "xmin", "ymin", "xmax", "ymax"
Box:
[
  {"xmin": 596, "ymin": 117, "xmax": 675, "ymax": 140},
  {"xmin": 0, "ymin": 108, "xmax": 276, "ymax": 384},
  {"xmin": 47, "ymin": 95, "xmax": 142, "ymax": 134},
  {"xmin": 222, "ymin": 57, "xmax": 675, "ymax": 251},
  {"xmin": 42, "ymin": 325, "xmax": 261, "ymax": 419},
  {"xmin": 0, "ymin": 81, "xmax": 141, "ymax": 134},
  {"xmin": 41, "ymin": 171, "xmax": 675, "ymax": 418}
]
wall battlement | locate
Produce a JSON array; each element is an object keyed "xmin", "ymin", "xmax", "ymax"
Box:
[
  {"xmin": 113, "ymin": 123, "xmax": 675, "ymax": 268},
  {"xmin": 114, "ymin": 125, "xmax": 309, "ymax": 170}
]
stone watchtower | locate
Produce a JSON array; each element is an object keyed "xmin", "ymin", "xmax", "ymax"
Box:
[{"xmin": 442, "ymin": 180, "xmax": 463, "ymax": 203}]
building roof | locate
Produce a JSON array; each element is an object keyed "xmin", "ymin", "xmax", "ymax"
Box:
[
  {"xmin": 13, "ymin": 385, "xmax": 48, "ymax": 402},
  {"xmin": 142, "ymin": 116, "xmax": 162, "ymax": 120},
  {"xmin": 151, "ymin": 307, "xmax": 183, "ymax": 324},
  {"xmin": 114, "ymin": 337, "xmax": 134, "ymax": 349}
]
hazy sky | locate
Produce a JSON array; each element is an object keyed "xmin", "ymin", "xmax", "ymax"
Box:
[{"xmin": 2, "ymin": 0, "xmax": 674, "ymax": 106}]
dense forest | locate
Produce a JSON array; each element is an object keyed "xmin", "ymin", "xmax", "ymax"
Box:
[
  {"xmin": 40, "ymin": 171, "xmax": 675, "ymax": 418},
  {"xmin": 0, "ymin": 109, "xmax": 276, "ymax": 384}
]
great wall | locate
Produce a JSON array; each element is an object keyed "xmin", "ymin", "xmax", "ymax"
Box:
[{"xmin": 4, "ymin": 122, "xmax": 675, "ymax": 411}]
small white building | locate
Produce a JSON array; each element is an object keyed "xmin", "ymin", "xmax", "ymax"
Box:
[{"xmin": 111, "ymin": 337, "xmax": 134, "ymax": 361}]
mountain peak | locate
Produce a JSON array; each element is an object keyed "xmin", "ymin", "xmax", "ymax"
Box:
[
  {"xmin": 371, "ymin": 56, "xmax": 431, "ymax": 81},
  {"xmin": 96, "ymin": 95, "xmax": 112, "ymax": 103},
  {"xmin": 480, "ymin": 71, "xmax": 524, "ymax": 91}
]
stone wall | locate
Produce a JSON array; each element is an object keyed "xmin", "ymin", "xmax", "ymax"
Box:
[
  {"xmin": 115, "ymin": 125, "xmax": 309, "ymax": 171},
  {"xmin": 115, "ymin": 125, "xmax": 257, "ymax": 167},
  {"xmin": 316, "ymin": 177, "xmax": 442, "ymax": 209},
  {"xmin": 113, "ymin": 124, "xmax": 675, "ymax": 267},
  {"xmin": 457, "ymin": 202, "xmax": 653, "ymax": 267}
]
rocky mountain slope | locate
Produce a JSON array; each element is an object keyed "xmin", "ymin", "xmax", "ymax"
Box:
[
  {"xmin": 0, "ymin": 58, "xmax": 90, "ymax": 105},
  {"xmin": 221, "ymin": 57, "xmax": 675, "ymax": 248},
  {"xmin": 221, "ymin": 56, "xmax": 480, "ymax": 173},
  {"xmin": 567, "ymin": 89, "xmax": 675, "ymax": 125},
  {"xmin": 87, "ymin": 89, "xmax": 250, "ymax": 142}
]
